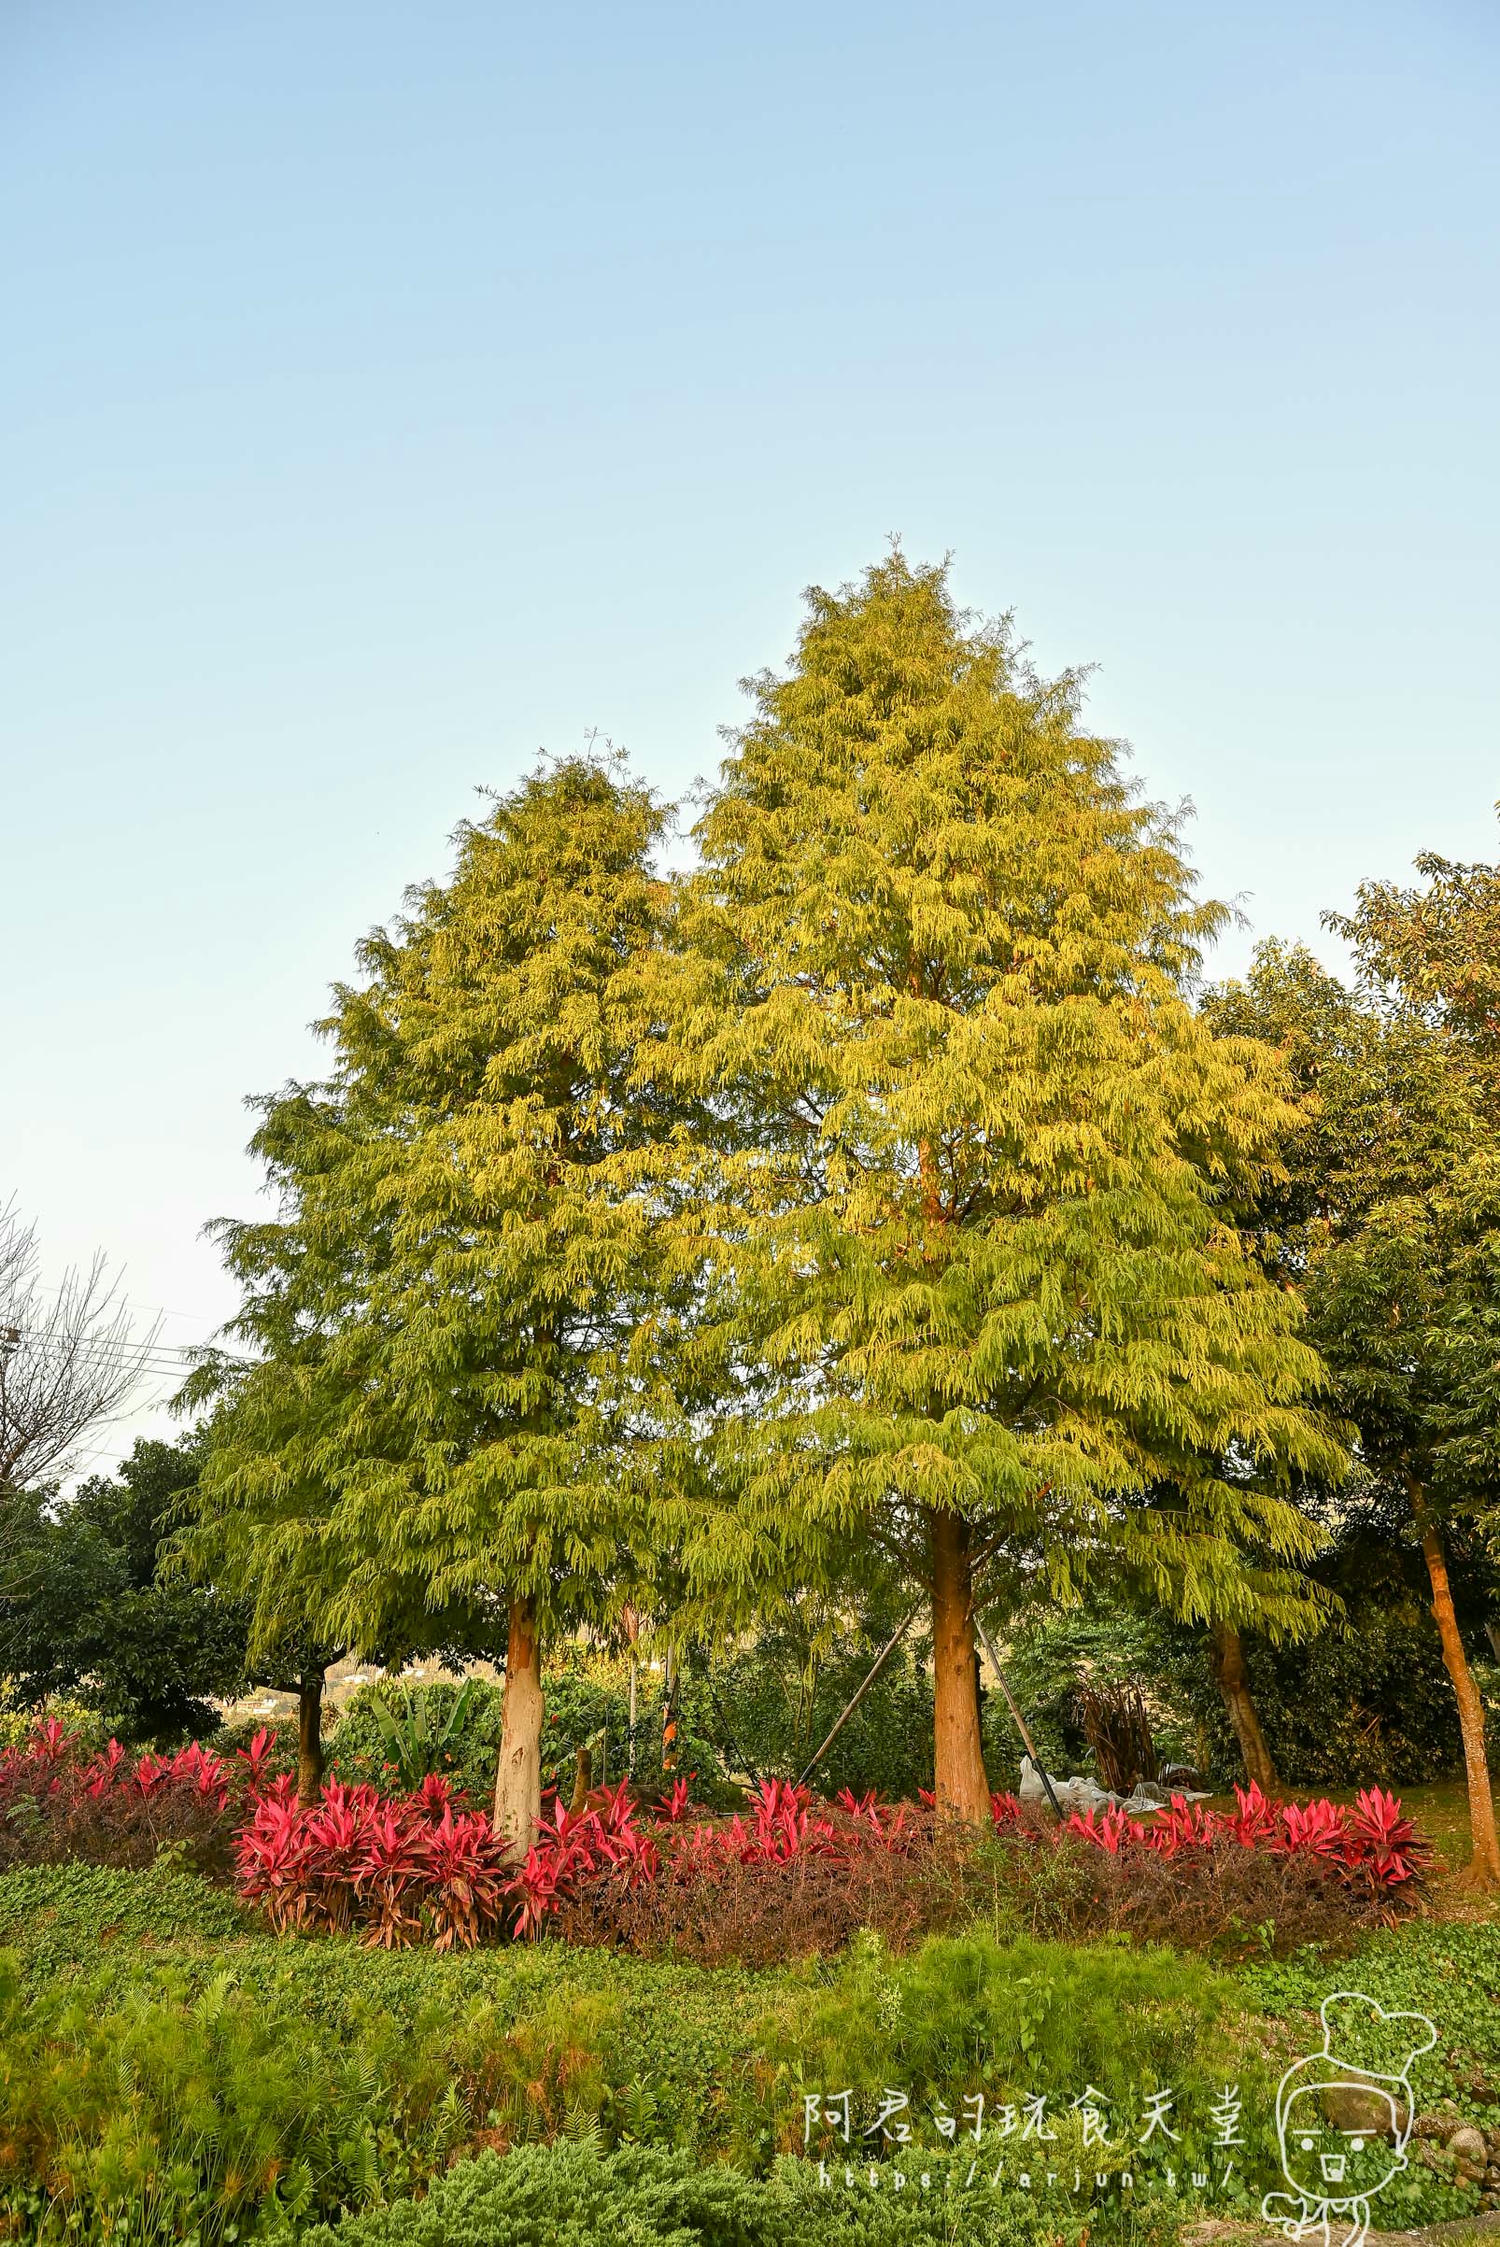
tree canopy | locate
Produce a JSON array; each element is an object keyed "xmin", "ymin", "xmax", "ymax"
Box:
[
  {"xmin": 1206, "ymin": 881, "xmax": 1500, "ymax": 1885},
  {"xmin": 0, "ymin": 1436, "xmax": 247, "ymax": 1744},
  {"xmin": 188, "ymin": 757, "xmax": 684, "ymax": 1847},
  {"xmin": 645, "ymin": 554, "xmax": 1346, "ymax": 1816}
]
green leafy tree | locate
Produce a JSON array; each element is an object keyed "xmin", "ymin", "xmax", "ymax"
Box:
[
  {"xmin": 186, "ymin": 758, "xmax": 681, "ymax": 1850},
  {"xmin": 1207, "ymin": 909, "xmax": 1500, "ymax": 1886},
  {"xmin": 0, "ymin": 1437, "xmax": 247, "ymax": 1744},
  {"xmin": 651, "ymin": 554, "xmax": 1345, "ymax": 1819}
]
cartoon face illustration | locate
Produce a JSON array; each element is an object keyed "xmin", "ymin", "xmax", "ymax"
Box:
[{"xmin": 1279, "ymin": 2085, "xmax": 1407, "ymax": 2201}]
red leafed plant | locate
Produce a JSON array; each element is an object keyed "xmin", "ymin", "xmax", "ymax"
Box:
[
  {"xmin": 0, "ymin": 1720, "xmax": 239, "ymax": 1876},
  {"xmin": 1061, "ymin": 1780, "xmax": 1430, "ymax": 1900}
]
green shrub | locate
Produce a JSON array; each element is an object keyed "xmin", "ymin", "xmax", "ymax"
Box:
[
  {"xmin": 327, "ymin": 1657, "xmax": 739, "ymax": 1809},
  {"xmin": 705, "ymin": 1622, "xmax": 936, "ymax": 1803},
  {"xmin": 0, "ymin": 1953, "xmax": 480, "ymax": 2240},
  {"xmin": 984, "ymin": 1611, "xmax": 1205, "ymax": 1787},
  {"xmin": 754, "ymin": 1928, "xmax": 1253, "ymax": 2152},
  {"xmin": 329, "ymin": 1677, "xmax": 508, "ymax": 1800},
  {"xmin": 301, "ymin": 2140, "xmax": 1066, "ymax": 2247}
]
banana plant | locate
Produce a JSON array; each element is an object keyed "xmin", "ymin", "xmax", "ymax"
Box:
[{"xmin": 369, "ymin": 1678, "xmax": 480, "ymax": 1790}]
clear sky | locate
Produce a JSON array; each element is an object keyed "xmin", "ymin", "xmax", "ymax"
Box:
[{"xmin": 4, "ymin": 0, "xmax": 1498, "ymax": 1477}]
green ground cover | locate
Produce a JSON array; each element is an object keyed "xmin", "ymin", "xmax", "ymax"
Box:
[{"xmin": 1, "ymin": 1864, "xmax": 1495, "ymax": 2244}]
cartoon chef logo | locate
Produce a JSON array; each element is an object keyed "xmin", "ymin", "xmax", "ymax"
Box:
[{"xmin": 1262, "ymin": 1991, "xmax": 1437, "ymax": 2247}]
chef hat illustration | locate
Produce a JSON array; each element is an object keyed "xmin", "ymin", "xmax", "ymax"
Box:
[
  {"xmin": 1277, "ymin": 1991, "xmax": 1436, "ymax": 2138},
  {"xmin": 1319, "ymin": 1993, "xmax": 1436, "ymax": 2084}
]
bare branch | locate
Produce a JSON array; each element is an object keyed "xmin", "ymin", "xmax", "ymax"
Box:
[{"xmin": 0, "ymin": 1198, "xmax": 161, "ymax": 1493}]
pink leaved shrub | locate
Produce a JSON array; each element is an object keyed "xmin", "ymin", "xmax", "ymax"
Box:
[
  {"xmin": 1064, "ymin": 1781, "xmax": 1429, "ymax": 1900},
  {"xmin": 0, "ymin": 1718, "xmax": 238, "ymax": 1875},
  {"xmin": 0, "ymin": 1719, "xmax": 1431, "ymax": 1956}
]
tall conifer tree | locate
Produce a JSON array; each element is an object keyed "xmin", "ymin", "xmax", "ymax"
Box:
[
  {"xmin": 194, "ymin": 758, "xmax": 673, "ymax": 1851},
  {"xmin": 1210, "ymin": 896, "xmax": 1500, "ymax": 1887},
  {"xmin": 658, "ymin": 555, "xmax": 1343, "ymax": 1818}
]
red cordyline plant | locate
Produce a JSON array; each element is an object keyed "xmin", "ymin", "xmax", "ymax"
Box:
[
  {"xmin": 504, "ymin": 1775, "xmax": 933, "ymax": 1941},
  {"xmin": 234, "ymin": 1770, "xmax": 516, "ymax": 1949},
  {"xmin": 1065, "ymin": 1782, "xmax": 1430, "ymax": 1897},
  {"xmin": 0, "ymin": 1719, "xmax": 243, "ymax": 1876}
]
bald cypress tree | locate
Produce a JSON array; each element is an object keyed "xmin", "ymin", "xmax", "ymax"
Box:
[
  {"xmin": 660, "ymin": 555, "xmax": 1344, "ymax": 1818},
  {"xmin": 193, "ymin": 758, "xmax": 675, "ymax": 1852}
]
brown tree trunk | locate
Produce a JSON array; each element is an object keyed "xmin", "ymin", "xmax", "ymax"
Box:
[
  {"xmin": 929, "ymin": 1508, "xmax": 990, "ymax": 1822},
  {"xmin": 296, "ymin": 1669, "xmax": 325, "ymax": 1809},
  {"xmin": 1209, "ymin": 1622, "xmax": 1278, "ymax": 1793},
  {"xmin": 1413, "ymin": 1489, "xmax": 1500, "ymax": 1890},
  {"xmin": 494, "ymin": 1595, "xmax": 545, "ymax": 1860}
]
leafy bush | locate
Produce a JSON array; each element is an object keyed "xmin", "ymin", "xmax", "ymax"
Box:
[
  {"xmin": 522, "ymin": 1780, "xmax": 1425, "ymax": 1965},
  {"xmin": 238, "ymin": 1773, "xmax": 512, "ymax": 1948},
  {"xmin": 704, "ymin": 1609, "xmax": 937, "ymax": 1803},
  {"xmin": 759, "ymin": 1926, "xmax": 1248, "ymax": 2142},
  {"xmin": 330, "ymin": 1678, "xmax": 508, "ymax": 1801},
  {"xmin": 206, "ymin": 1708, "xmax": 300, "ymax": 1772},
  {"xmin": 1065, "ymin": 1783, "xmax": 1428, "ymax": 1899},
  {"xmin": 1155, "ymin": 1608, "xmax": 1472, "ymax": 1788},
  {"xmin": 0, "ymin": 1947, "xmax": 482, "ymax": 2240},
  {"xmin": 329, "ymin": 1656, "xmax": 740, "ymax": 1810},
  {"xmin": 299, "ymin": 2140, "xmax": 1062, "ymax": 2247},
  {"xmin": 0, "ymin": 1697, "xmax": 106, "ymax": 1755},
  {"xmin": 991, "ymin": 1578, "xmax": 1487, "ymax": 1791},
  {"xmin": 536, "ymin": 1782, "xmax": 973, "ymax": 1966},
  {"xmin": 983, "ymin": 1608, "xmax": 1204, "ymax": 1785},
  {"xmin": 540, "ymin": 1646, "xmax": 738, "ymax": 1807}
]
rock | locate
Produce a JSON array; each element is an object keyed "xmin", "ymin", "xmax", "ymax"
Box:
[
  {"xmin": 1322, "ymin": 2080, "xmax": 1408, "ymax": 2136},
  {"xmin": 1018, "ymin": 1758, "xmax": 1112, "ymax": 1815},
  {"xmin": 1415, "ymin": 2114, "xmax": 1466, "ymax": 2144},
  {"xmin": 1449, "ymin": 2127, "xmax": 1488, "ymax": 2179},
  {"xmin": 1017, "ymin": 1755, "xmax": 1208, "ymax": 1818}
]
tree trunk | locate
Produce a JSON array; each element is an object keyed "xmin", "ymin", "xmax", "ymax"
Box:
[
  {"xmin": 929, "ymin": 1508, "xmax": 990, "ymax": 1822},
  {"xmin": 1209, "ymin": 1622, "xmax": 1278, "ymax": 1793},
  {"xmin": 1413, "ymin": 1490, "xmax": 1500, "ymax": 1889},
  {"xmin": 296, "ymin": 1669, "xmax": 325, "ymax": 1809},
  {"xmin": 494, "ymin": 1595, "xmax": 545, "ymax": 1860}
]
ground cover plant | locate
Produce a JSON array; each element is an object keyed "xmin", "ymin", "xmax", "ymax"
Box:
[
  {"xmin": 296, "ymin": 2141, "xmax": 1071, "ymax": 2247},
  {"xmin": 2, "ymin": 1856, "xmax": 1495, "ymax": 2247}
]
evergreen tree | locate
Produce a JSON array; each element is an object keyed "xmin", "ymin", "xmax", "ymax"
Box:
[
  {"xmin": 191, "ymin": 758, "xmax": 676, "ymax": 1850},
  {"xmin": 653, "ymin": 554, "xmax": 1344, "ymax": 1818},
  {"xmin": 0, "ymin": 1436, "xmax": 246, "ymax": 1744},
  {"xmin": 1210, "ymin": 880, "xmax": 1500, "ymax": 1885}
]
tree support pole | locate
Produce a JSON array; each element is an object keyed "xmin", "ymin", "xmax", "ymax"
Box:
[
  {"xmin": 797, "ymin": 1605, "xmax": 920, "ymax": 1790},
  {"xmin": 971, "ymin": 1610, "xmax": 1065, "ymax": 1821}
]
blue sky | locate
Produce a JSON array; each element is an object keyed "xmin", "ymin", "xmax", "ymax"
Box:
[{"xmin": 4, "ymin": 0, "xmax": 1498, "ymax": 1474}]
